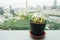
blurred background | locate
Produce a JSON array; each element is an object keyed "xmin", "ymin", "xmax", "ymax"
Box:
[{"xmin": 0, "ymin": 0, "xmax": 60, "ymax": 30}]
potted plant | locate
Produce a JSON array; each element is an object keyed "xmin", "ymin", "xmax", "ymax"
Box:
[{"xmin": 30, "ymin": 17, "xmax": 46, "ymax": 39}]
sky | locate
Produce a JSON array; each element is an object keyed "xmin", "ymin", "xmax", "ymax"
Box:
[{"xmin": 0, "ymin": 0, "xmax": 60, "ymax": 8}]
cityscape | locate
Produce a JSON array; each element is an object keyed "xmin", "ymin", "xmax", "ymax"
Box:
[{"xmin": 0, "ymin": 0, "xmax": 60, "ymax": 30}]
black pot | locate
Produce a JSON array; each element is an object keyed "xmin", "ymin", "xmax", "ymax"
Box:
[{"xmin": 30, "ymin": 20, "xmax": 46, "ymax": 36}]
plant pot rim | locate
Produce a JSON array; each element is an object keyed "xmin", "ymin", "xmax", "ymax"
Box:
[{"xmin": 30, "ymin": 31, "xmax": 46, "ymax": 39}]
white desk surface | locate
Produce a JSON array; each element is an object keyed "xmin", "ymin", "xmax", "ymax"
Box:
[{"xmin": 0, "ymin": 30, "xmax": 60, "ymax": 40}]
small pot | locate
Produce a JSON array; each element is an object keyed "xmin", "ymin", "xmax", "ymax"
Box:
[{"xmin": 30, "ymin": 20, "xmax": 46, "ymax": 39}]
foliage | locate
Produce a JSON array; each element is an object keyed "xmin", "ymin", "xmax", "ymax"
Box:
[
  {"xmin": 0, "ymin": 19, "xmax": 17, "ymax": 30},
  {"xmin": 46, "ymin": 19, "xmax": 60, "ymax": 30},
  {"xmin": 0, "ymin": 12, "xmax": 32, "ymax": 30},
  {"xmin": 9, "ymin": 19, "xmax": 30, "ymax": 30}
]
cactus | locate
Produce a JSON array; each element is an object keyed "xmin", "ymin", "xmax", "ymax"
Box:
[{"xmin": 31, "ymin": 17, "xmax": 45, "ymax": 24}]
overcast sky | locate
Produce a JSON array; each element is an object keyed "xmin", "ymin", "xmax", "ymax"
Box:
[{"xmin": 0, "ymin": 0, "xmax": 60, "ymax": 8}]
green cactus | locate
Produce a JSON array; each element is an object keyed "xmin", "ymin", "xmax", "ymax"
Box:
[{"xmin": 31, "ymin": 17, "xmax": 45, "ymax": 24}]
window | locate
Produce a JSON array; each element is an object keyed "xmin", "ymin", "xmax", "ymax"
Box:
[{"xmin": 0, "ymin": 0, "xmax": 60, "ymax": 30}]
